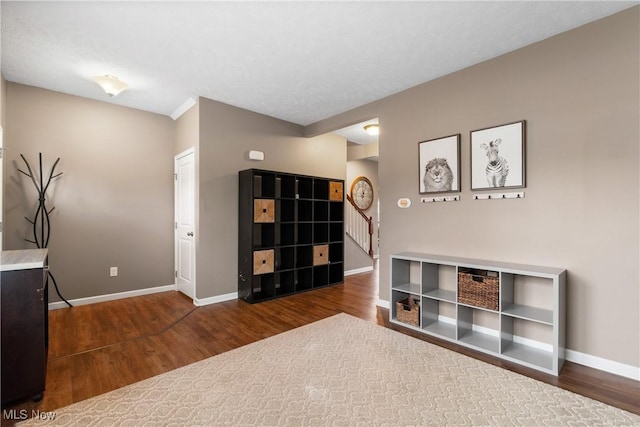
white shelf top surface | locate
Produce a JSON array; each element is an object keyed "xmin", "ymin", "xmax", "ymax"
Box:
[
  {"xmin": 392, "ymin": 252, "xmax": 565, "ymax": 276},
  {"xmin": 0, "ymin": 249, "xmax": 48, "ymax": 272}
]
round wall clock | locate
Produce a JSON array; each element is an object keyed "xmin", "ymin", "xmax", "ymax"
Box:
[{"xmin": 350, "ymin": 176, "xmax": 374, "ymax": 211}]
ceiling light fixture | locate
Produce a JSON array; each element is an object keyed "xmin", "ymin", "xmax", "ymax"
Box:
[
  {"xmin": 364, "ymin": 124, "xmax": 379, "ymax": 136},
  {"xmin": 93, "ymin": 75, "xmax": 128, "ymax": 97}
]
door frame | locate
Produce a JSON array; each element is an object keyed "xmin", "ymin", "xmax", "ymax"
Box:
[{"xmin": 174, "ymin": 147, "xmax": 196, "ymax": 300}]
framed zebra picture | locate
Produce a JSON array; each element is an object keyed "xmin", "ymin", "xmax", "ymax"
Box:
[
  {"xmin": 418, "ymin": 134, "xmax": 461, "ymax": 194},
  {"xmin": 470, "ymin": 120, "xmax": 526, "ymax": 191}
]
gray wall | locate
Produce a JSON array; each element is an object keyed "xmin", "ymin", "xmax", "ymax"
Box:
[
  {"xmin": 5, "ymin": 83, "xmax": 175, "ymax": 301},
  {"xmin": 306, "ymin": 8, "xmax": 639, "ymax": 368},
  {"xmin": 196, "ymin": 97, "xmax": 347, "ymax": 299},
  {"xmin": 3, "ymin": 86, "xmax": 348, "ymax": 304},
  {"xmin": 174, "ymin": 100, "xmax": 200, "ymax": 156},
  {"xmin": 1, "ymin": 74, "xmax": 6, "ymax": 129}
]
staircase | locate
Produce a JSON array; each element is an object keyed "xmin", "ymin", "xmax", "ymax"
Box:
[{"xmin": 345, "ymin": 195, "xmax": 374, "ymax": 257}]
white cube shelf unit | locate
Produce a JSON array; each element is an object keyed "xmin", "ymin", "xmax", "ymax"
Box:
[{"xmin": 390, "ymin": 252, "xmax": 566, "ymax": 375}]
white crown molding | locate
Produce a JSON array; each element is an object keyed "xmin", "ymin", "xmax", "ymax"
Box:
[{"xmin": 170, "ymin": 97, "xmax": 197, "ymax": 120}]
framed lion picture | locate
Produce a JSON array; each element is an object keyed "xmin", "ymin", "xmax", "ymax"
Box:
[{"xmin": 418, "ymin": 134, "xmax": 461, "ymax": 194}]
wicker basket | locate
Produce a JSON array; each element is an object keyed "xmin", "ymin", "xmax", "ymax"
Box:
[
  {"xmin": 396, "ymin": 296, "xmax": 420, "ymax": 326},
  {"xmin": 457, "ymin": 269, "xmax": 499, "ymax": 310}
]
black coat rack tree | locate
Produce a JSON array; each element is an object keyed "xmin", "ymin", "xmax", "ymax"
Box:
[{"xmin": 18, "ymin": 153, "xmax": 72, "ymax": 307}]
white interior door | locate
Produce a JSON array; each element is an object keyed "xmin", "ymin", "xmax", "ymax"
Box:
[{"xmin": 175, "ymin": 148, "xmax": 195, "ymax": 299}]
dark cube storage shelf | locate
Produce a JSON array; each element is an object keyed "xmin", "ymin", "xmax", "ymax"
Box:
[{"xmin": 238, "ymin": 169, "xmax": 345, "ymax": 303}]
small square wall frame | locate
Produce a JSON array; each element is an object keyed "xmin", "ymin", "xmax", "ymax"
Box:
[{"xmin": 389, "ymin": 252, "xmax": 566, "ymax": 376}]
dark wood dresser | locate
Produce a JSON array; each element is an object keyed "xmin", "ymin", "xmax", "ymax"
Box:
[{"xmin": 1, "ymin": 249, "xmax": 49, "ymax": 405}]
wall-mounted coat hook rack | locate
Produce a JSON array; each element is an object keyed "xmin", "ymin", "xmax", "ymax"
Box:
[
  {"xmin": 473, "ymin": 191, "xmax": 525, "ymax": 200},
  {"xmin": 421, "ymin": 195, "xmax": 460, "ymax": 203}
]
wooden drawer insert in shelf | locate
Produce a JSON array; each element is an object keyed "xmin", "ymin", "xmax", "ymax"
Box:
[
  {"xmin": 253, "ymin": 249, "xmax": 274, "ymax": 275},
  {"xmin": 254, "ymin": 199, "xmax": 275, "ymax": 223},
  {"xmin": 329, "ymin": 181, "xmax": 343, "ymax": 201},
  {"xmin": 313, "ymin": 245, "xmax": 329, "ymax": 266}
]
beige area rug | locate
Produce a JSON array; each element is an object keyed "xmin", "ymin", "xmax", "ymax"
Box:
[{"xmin": 21, "ymin": 313, "xmax": 640, "ymax": 426}]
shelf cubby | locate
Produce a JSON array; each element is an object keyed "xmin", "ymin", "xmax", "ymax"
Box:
[
  {"xmin": 391, "ymin": 290, "xmax": 412, "ymax": 320},
  {"xmin": 313, "ymin": 265, "xmax": 329, "ymax": 287},
  {"xmin": 314, "ymin": 201, "xmax": 329, "ymax": 221},
  {"xmin": 422, "ymin": 298, "xmax": 457, "ymax": 340},
  {"xmin": 390, "ymin": 257, "xmax": 421, "ymax": 293},
  {"xmin": 501, "ymin": 316, "xmax": 554, "ymax": 371},
  {"xmin": 296, "ymin": 268, "xmax": 313, "ymax": 291},
  {"xmin": 501, "ymin": 273, "xmax": 554, "ymax": 324},
  {"xmin": 252, "ymin": 273, "xmax": 275, "ymax": 299},
  {"xmin": 329, "ymin": 263, "xmax": 343, "ymax": 284},
  {"xmin": 297, "ymin": 177, "xmax": 313, "ymax": 199},
  {"xmin": 458, "ymin": 305, "xmax": 500, "ymax": 354},
  {"xmin": 329, "ymin": 202, "xmax": 344, "ymax": 221},
  {"xmin": 275, "ymin": 271, "xmax": 295, "ymax": 296},
  {"xmin": 297, "ymin": 223, "xmax": 312, "ymax": 245},
  {"xmin": 329, "ymin": 223, "xmax": 343, "ymax": 242},
  {"xmin": 420, "ymin": 263, "xmax": 458, "ymax": 304},
  {"xmin": 389, "ymin": 252, "xmax": 566, "ymax": 376},
  {"xmin": 329, "ymin": 243, "xmax": 343, "ymax": 263},
  {"xmin": 277, "ymin": 247, "xmax": 295, "ymax": 271},
  {"xmin": 277, "ymin": 199, "xmax": 295, "ymax": 223},
  {"xmin": 297, "ymin": 200, "xmax": 313, "ymax": 222},
  {"xmin": 296, "ymin": 245, "xmax": 313, "ymax": 268},
  {"xmin": 252, "ymin": 223, "xmax": 275, "ymax": 249},
  {"xmin": 253, "ymin": 173, "xmax": 276, "ymax": 198},
  {"xmin": 313, "ymin": 223, "xmax": 328, "ymax": 244},
  {"xmin": 313, "ymin": 179, "xmax": 329, "ymax": 200},
  {"xmin": 278, "ymin": 223, "xmax": 295, "ymax": 246},
  {"xmin": 277, "ymin": 175, "xmax": 296, "ymax": 199}
]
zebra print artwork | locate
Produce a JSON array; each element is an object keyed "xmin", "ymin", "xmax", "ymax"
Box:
[
  {"xmin": 471, "ymin": 120, "xmax": 525, "ymax": 190},
  {"xmin": 480, "ymin": 138, "xmax": 509, "ymax": 187}
]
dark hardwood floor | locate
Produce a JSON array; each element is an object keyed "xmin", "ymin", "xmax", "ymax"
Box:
[{"xmin": 2, "ymin": 267, "xmax": 639, "ymax": 425}]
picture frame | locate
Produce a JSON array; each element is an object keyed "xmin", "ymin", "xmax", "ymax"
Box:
[
  {"xmin": 470, "ymin": 120, "xmax": 526, "ymax": 191},
  {"xmin": 418, "ymin": 134, "xmax": 461, "ymax": 194}
]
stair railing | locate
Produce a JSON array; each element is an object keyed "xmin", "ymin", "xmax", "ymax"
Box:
[{"xmin": 345, "ymin": 194, "xmax": 373, "ymax": 257}]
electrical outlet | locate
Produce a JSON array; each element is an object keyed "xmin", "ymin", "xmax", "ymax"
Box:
[{"xmin": 110, "ymin": 267, "xmax": 118, "ymax": 277}]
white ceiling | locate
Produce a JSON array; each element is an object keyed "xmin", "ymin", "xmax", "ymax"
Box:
[
  {"xmin": 1, "ymin": 1, "xmax": 636, "ymax": 127},
  {"xmin": 333, "ymin": 119, "xmax": 379, "ymax": 146}
]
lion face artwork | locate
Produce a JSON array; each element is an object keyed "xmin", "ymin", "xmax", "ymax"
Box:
[{"xmin": 423, "ymin": 158, "xmax": 454, "ymax": 192}]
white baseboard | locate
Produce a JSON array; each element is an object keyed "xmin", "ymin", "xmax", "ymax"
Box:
[
  {"xmin": 49, "ymin": 285, "xmax": 239, "ymax": 310},
  {"xmin": 345, "ymin": 266, "xmax": 374, "ymax": 276},
  {"xmin": 566, "ymin": 349, "xmax": 640, "ymax": 381},
  {"xmin": 48, "ymin": 284, "xmax": 178, "ymax": 310},
  {"xmin": 194, "ymin": 292, "xmax": 238, "ymax": 306},
  {"xmin": 377, "ymin": 299, "xmax": 390, "ymax": 309},
  {"xmin": 376, "ymin": 298, "xmax": 639, "ymax": 381}
]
